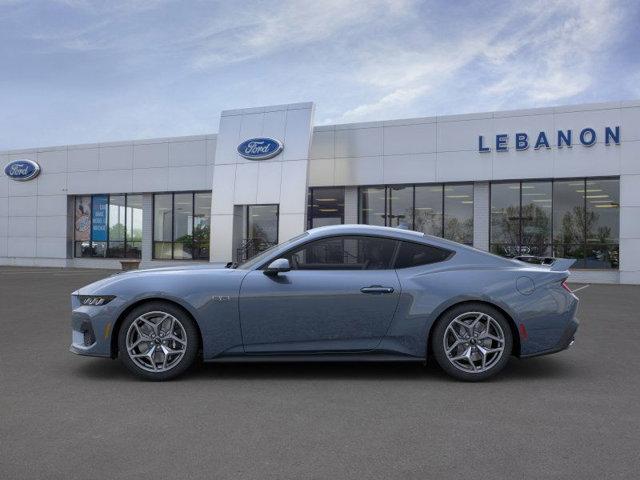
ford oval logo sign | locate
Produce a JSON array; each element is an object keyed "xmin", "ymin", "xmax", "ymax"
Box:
[
  {"xmin": 237, "ymin": 138, "xmax": 283, "ymax": 160},
  {"xmin": 4, "ymin": 159, "xmax": 41, "ymax": 181}
]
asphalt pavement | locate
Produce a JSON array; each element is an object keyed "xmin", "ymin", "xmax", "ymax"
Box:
[{"xmin": 1, "ymin": 267, "xmax": 639, "ymax": 479}]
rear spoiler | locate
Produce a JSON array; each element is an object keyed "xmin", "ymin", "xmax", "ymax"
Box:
[{"xmin": 514, "ymin": 256, "xmax": 576, "ymax": 271}]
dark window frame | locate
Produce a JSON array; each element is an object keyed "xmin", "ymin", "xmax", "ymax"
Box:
[
  {"xmin": 152, "ymin": 191, "xmax": 212, "ymax": 261},
  {"xmin": 73, "ymin": 193, "xmax": 143, "ymax": 259}
]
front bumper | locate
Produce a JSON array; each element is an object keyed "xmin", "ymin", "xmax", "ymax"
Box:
[
  {"xmin": 521, "ymin": 316, "xmax": 579, "ymax": 358},
  {"xmin": 69, "ymin": 296, "xmax": 126, "ymax": 358}
]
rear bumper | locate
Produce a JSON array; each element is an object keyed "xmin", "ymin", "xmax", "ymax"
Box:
[{"xmin": 521, "ymin": 317, "xmax": 579, "ymax": 358}]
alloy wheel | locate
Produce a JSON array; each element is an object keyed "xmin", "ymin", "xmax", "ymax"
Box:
[
  {"xmin": 443, "ymin": 312, "xmax": 506, "ymax": 373},
  {"xmin": 125, "ymin": 311, "xmax": 188, "ymax": 373}
]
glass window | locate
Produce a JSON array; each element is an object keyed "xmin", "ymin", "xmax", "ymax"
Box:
[
  {"xmin": 248, "ymin": 205, "xmax": 279, "ymax": 247},
  {"xmin": 444, "ymin": 184, "xmax": 474, "ymax": 245},
  {"xmin": 359, "ymin": 187, "xmax": 386, "ymax": 226},
  {"xmin": 585, "ymin": 178, "xmax": 619, "ymax": 269},
  {"xmin": 520, "ymin": 181, "xmax": 552, "ymax": 257},
  {"xmin": 285, "ymin": 236, "xmax": 397, "ymax": 270},
  {"xmin": 387, "ymin": 186, "xmax": 413, "ymax": 229},
  {"xmin": 108, "ymin": 195, "xmax": 126, "ymax": 258},
  {"xmin": 74, "ymin": 193, "xmax": 143, "ymax": 259},
  {"xmin": 307, "ymin": 187, "xmax": 345, "ymax": 229},
  {"xmin": 586, "ymin": 179, "xmax": 619, "ymax": 243},
  {"xmin": 193, "ymin": 192, "xmax": 211, "ymax": 260},
  {"xmin": 394, "ymin": 241, "xmax": 452, "ymax": 268},
  {"xmin": 173, "ymin": 193, "xmax": 193, "ymax": 260},
  {"xmin": 491, "ymin": 178, "xmax": 620, "ymax": 270},
  {"xmin": 490, "ymin": 183, "xmax": 520, "ymax": 257},
  {"xmin": 152, "ymin": 192, "xmax": 212, "ymax": 261},
  {"xmin": 126, "ymin": 195, "xmax": 143, "ymax": 258},
  {"xmin": 74, "ymin": 196, "xmax": 92, "ymax": 257},
  {"xmin": 553, "ymin": 179, "xmax": 586, "ymax": 267},
  {"xmin": 153, "ymin": 194, "xmax": 173, "ymax": 259},
  {"xmin": 358, "ymin": 184, "xmax": 473, "ymax": 243},
  {"xmin": 91, "ymin": 194, "xmax": 108, "ymax": 257},
  {"xmin": 414, "ymin": 185, "xmax": 443, "ymax": 237}
]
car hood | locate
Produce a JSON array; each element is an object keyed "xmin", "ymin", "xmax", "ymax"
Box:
[{"xmin": 73, "ymin": 264, "xmax": 241, "ymax": 296}]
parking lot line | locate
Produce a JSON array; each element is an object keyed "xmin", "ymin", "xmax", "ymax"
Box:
[{"xmin": 571, "ymin": 284, "xmax": 591, "ymax": 293}]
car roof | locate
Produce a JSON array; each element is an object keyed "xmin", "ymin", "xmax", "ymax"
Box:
[{"xmin": 307, "ymin": 224, "xmax": 426, "ymax": 240}]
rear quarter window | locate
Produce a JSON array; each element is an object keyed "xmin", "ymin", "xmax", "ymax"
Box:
[{"xmin": 394, "ymin": 241, "xmax": 453, "ymax": 268}]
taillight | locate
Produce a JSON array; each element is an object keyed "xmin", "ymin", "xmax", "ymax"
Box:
[{"xmin": 561, "ymin": 280, "xmax": 573, "ymax": 293}]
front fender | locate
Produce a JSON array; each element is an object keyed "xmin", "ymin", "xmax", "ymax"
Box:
[{"xmin": 75, "ymin": 268, "xmax": 248, "ymax": 359}]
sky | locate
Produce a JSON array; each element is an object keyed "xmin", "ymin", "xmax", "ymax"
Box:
[{"xmin": 1, "ymin": 0, "xmax": 639, "ymax": 150}]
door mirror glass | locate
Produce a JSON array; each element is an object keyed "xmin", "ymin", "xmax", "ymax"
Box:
[{"xmin": 264, "ymin": 258, "xmax": 291, "ymax": 275}]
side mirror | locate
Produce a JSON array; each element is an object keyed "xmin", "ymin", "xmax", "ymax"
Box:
[{"xmin": 264, "ymin": 258, "xmax": 291, "ymax": 275}]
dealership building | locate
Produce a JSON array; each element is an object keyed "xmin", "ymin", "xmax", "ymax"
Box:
[{"xmin": 1, "ymin": 100, "xmax": 639, "ymax": 284}]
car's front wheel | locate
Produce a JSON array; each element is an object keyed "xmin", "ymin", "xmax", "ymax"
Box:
[
  {"xmin": 118, "ymin": 302, "xmax": 199, "ymax": 380},
  {"xmin": 432, "ymin": 303, "xmax": 512, "ymax": 381}
]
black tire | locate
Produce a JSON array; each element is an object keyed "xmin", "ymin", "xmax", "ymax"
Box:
[
  {"xmin": 118, "ymin": 301, "xmax": 199, "ymax": 381},
  {"xmin": 431, "ymin": 303, "xmax": 513, "ymax": 381}
]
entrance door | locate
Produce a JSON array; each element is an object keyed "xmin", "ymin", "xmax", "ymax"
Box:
[{"xmin": 239, "ymin": 235, "xmax": 401, "ymax": 353}]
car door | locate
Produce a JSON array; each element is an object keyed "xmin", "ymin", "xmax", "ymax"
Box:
[{"xmin": 239, "ymin": 235, "xmax": 401, "ymax": 354}]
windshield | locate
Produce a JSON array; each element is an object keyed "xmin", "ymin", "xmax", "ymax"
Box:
[{"xmin": 235, "ymin": 232, "xmax": 309, "ymax": 269}]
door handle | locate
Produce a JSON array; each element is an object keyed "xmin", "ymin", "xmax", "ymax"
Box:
[{"xmin": 360, "ymin": 285, "xmax": 394, "ymax": 294}]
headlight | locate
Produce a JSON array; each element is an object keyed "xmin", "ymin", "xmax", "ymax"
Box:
[{"xmin": 78, "ymin": 295, "xmax": 115, "ymax": 306}]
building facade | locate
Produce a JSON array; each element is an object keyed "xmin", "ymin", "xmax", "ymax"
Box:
[{"xmin": 1, "ymin": 100, "xmax": 639, "ymax": 284}]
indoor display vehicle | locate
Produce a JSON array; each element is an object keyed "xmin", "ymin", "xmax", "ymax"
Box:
[{"xmin": 70, "ymin": 224, "xmax": 579, "ymax": 381}]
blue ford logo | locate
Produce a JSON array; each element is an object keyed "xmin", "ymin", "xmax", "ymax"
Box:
[
  {"xmin": 237, "ymin": 137, "xmax": 283, "ymax": 160},
  {"xmin": 4, "ymin": 159, "xmax": 41, "ymax": 181}
]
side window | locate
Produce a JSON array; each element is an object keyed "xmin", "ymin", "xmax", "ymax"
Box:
[
  {"xmin": 285, "ymin": 236, "xmax": 398, "ymax": 270},
  {"xmin": 394, "ymin": 241, "xmax": 452, "ymax": 268}
]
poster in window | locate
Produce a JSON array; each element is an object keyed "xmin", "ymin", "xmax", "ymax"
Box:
[
  {"xmin": 91, "ymin": 195, "xmax": 108, "ymax": 242},
  {"xmin": 74, "ymin": 196, "xmax": 91, "ymax": 241}
]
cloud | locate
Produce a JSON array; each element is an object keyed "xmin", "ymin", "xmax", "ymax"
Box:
[
  {"xmin": 333, "ymin": 0, "xmax": 627, "ymax": 123},
  {"xmin": 190, "ymin": 0, "xmax": 415, "ymax": 70},
  {"xmin": 0, "ymin": 0, "xmax": 635, "ymax": 149},
  {"xmin": 481, "ymin": 0, "xmax": 622, "ymax": 104},
  {"xmin": 51, "ymin": 0, "xmax": 173, "ymax": 14},
  {"xmin": 337, "ymin": 36, "xmax": 493, "ymax": 121},
  {"xmin": 15, "ymin": 0, "xmax": 416, "ymax": 66},
  {"xmin": 339, "ymin": 85, "xmax": 429, "ymax": 121}
]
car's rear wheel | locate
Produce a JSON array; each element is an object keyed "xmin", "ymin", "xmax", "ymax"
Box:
[
  {"xmin": 432, "ymin": 303, "xmax": 512, "ymax": 381},
  {"xmin": 118, "ymin": 302, "xmax": 199, "ymax": 380}
]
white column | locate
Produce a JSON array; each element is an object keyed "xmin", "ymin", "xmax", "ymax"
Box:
[
  {"xmin": 619, "ymin": 174, "xmax": 640, "ymax": 284},
  {"xmin": 210, "ymin": 103, "xmax": 315, "ymax": 263}
]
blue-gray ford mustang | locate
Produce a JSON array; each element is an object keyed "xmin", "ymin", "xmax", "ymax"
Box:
[{"xmin": 70, "ymin": 224, "xmax": 579, "ymax": 381}]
